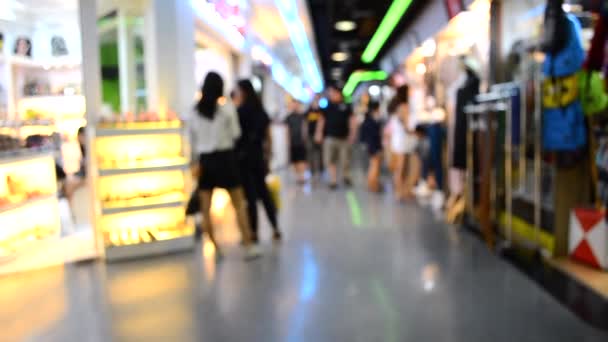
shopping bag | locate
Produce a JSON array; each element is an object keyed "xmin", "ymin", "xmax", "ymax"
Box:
[
  {"xmin": 569, "ymin": 208, "xmax": 608, "ymax": 269},
  {"xmin": 579, "ymin": 70, "xmax": 608, "ymax": 116},
  {"xmin": 266, "ymin": 174, "xmax": 281, "ymax": 210}
]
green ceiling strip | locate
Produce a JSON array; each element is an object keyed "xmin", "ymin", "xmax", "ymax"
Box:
[
  {"xmin": 343, "ymin": 70, "xmax": 388, "ymax": 98},
  {"xmin": 361, "ymin": 0, "xmax": 414, "ymax": 63}
]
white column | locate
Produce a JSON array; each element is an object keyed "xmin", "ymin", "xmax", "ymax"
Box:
[
  {"xmin": 78, "ymin": 0, "xmax": 102, "ymax": 255},
  {"xmin": 144, "ymin": 0, "xmax": 195, "ymax": 119},
  {"xmin": 117, "ymin": 11, "xmax": 137, "ymax": 115}
]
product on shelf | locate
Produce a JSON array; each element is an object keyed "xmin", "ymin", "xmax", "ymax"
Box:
[
  {"xmin": 0, "ymin": 173, "xmax": 52, "ymax": 210},
  {"xmin": 0, "ymin": 225, "xmax": 56, "ymax": 254},
  {"xmin": 102, "ymin": 190, "xmax": 184, "ymax": 208},
  {"xmin": 96, "ymin": 134, "xmax": 184, "ymax": 170},
  {"xmin": 97, "ymin": 110, "xmax": 180, "ymax": 128},
  {"xmin": 104, "ymin": 221, "xmax": 192, "ymax": 247},
  {"xmin": 0, "ymin": 134, "xmax": 21, "ymax": 152}
]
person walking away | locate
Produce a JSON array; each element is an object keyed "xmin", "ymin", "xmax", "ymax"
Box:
[
  {"xmin": 285, "ymin": 99, "xmax": 308, "ymax": 184},
  {"xmin": 317, "ymin": 85, "xmax": 356, "ymax": 189},
  {"xmin": 189, "ymin": 72, "xmax": 260, "ymax": 259},
  {"xmin": 359, "ymin": 101, "xmax": 383, "ymax": 192},
  {"xmin": 306, "ymin": 95, "xmax": 324, "ymax": 181},
  {"xmin": 234, "ymin": 79, "xmax": 282, "ymax": 243}
]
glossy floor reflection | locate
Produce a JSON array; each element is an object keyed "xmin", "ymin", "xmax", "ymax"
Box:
[{"xmin": 1, "ymin": 179, "xmax": 608, "ymax": 341}]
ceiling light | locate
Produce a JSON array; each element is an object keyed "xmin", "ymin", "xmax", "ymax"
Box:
[
  {"xmin": 332, "ymin": 52, "xmax": 349, "ymax": 62},
  {"xmin": 335, "ymin": 20, "xmax": 357, "ymax": 32},
  {"xmin": 361, "ymin": 0, "xmax": 414, "ymax": 63},
  {"xmin": 368, "ymin": 85, "xmax": 380, "ymax": 97},
  {"xmin": 275, "ymin": 0, "xmax": 324, "ymax": 92},
  {"xmin": 343, "ymin": 70, "xmax": 388, "ymax": 98}
]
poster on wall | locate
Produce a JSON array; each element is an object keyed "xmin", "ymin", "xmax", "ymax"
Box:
[
  {"xmin": 445, "ymin": 0, "xmax": 465, "ymax": 19},
  {"xmin": 51, "ymin": 36, "xmax": 68, "ymax": 56},
  {"xmin": 14, "ymin": 36, "xmax": 32, "ymax": 57}
]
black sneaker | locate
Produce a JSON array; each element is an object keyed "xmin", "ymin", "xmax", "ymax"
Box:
[
  {"xmin": 329, "ymin": 183, "xmax": 338, "ymax": 190},
  {"xmin": 344, "ymin": 178, "xmax": 353, "ymax": 187},
  {"xmin": 273, "ymin": 231, "xmax": 283, "ymax": 242}
]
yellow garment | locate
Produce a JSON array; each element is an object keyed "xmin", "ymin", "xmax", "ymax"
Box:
[{"xmin": 542, "ymin": 73, "xmax": 579, "ymax": 109}]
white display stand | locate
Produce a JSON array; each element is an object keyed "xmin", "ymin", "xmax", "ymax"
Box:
[{"xmin": 94, "ymin": 123, "xmax": 194, "ymax": 261}]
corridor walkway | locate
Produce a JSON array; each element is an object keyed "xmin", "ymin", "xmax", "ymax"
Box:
[{"xmin": 1, "ymin": 179, "xmax": 607, "ymax": 341}]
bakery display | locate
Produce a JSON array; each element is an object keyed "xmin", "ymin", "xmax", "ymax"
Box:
[{"xmin": 94, "ymin": 121, "xmax": 194, "ymax": 260}]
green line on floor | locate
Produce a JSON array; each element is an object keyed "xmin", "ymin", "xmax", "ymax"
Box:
[
  {"xmin": 346, "ymin": 191, "xmax": 363, "ymax": 228},
  {"xmin": 371, "ymin": 279, "xmax": 399, "ymax": 342}
]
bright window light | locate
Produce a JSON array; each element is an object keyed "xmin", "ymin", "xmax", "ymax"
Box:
[
  {"xmin": 361, "ymin": 0, "xmax": 414, "ymax": 63},
  {"xmin": 275, "ymin": 0, "xmax": 324, "ymax": 92},
  {"xmin": 335, "ymin": 20, "xmax": 357, "ymax": 32},
  {"xmin": 343, "ymin": 70, "xmax": 388, "ymax": 98}
]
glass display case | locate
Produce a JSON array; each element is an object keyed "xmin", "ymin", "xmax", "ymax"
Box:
[
  {"xmin": 94, "ymin": 121, "xmax": 194, "ymax": 261},
  {"xmin": 0, "ymin": 152, "xmax": 60, "ymax": 262}
]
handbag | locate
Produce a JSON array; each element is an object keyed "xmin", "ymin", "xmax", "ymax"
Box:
[{"xmin": 579, "ymin": 70, "xmax": 608, "ymax": 116}]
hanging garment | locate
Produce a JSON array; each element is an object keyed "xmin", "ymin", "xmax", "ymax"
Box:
[
  {"xmin": 542, "ymin": 14, "xmax": 587, "ymax": 151},
  {"xmin": 452, "ymin": 70, "xmax": 480, "ymax": 170}
]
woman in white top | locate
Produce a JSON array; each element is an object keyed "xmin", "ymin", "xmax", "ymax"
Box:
[
  {"xmin": 189, "ymin": 72, "xmax": 259, "ymax": 259},
  {"xmin": 385, "ymin": 85, "xmax": 418, "ymax": 201}
]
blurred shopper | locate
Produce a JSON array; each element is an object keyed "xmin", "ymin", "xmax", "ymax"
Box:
[
  {"xmin": 385, "ymin": 85, "xmax": 417, "ymax": 201},
  {"xmin": 234, "ymin": 79, "xmax": 282, "ymax": 243},
  {"xmin": 317, "ymin": 85, "xmax": 356, "ymax": 189},
  {"xmin": 189, "ymin": 72, "xmax": 260, "ymax": 259},
  {"xmin": 285, "ymin": 99, "xmax": 308, "ymax": 184},
  {"xmin": 64, "ymin": 126, "xmax": 87, "ymax": 205},
  {"xmin": 359, "ymin": 101, "xmax": 383, "ymax": 192},
  {"xmin": 306, "ymin": 95, "xmax": 324, "ymax": 180}
]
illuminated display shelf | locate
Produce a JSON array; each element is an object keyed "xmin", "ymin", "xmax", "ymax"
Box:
[
  {"xmin": 93, "ymin": 124, "xmax": 194, "ymax": 261},
  {"xmin": 96, "ymin": 126, "xmax": 183, "ymax": 137},
  {"xmin": 98, "ymin": 160, "xmax": 189, "ymax": 176},
  {"xmin": 102, "ymin": 199, "xmax": 184, "ymax": 216},
  {"xmin": 0, "ymin": 153, "xmax": 61, "ymax": 260},
  {"xmin": 0, "ymin": 194, "xmax": 57, "ymax": 215}
]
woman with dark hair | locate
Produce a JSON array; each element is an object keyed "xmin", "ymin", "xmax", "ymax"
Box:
[
  {"xmin": 233, "ymin": 79, "xmax": 282, "ymax": 243},
  {"xmin": 189, "ymin": 72, "xmax": 260, "ymax": 259}
]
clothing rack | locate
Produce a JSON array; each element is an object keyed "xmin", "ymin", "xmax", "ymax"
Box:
[{"xmin": 463, "ymin": 79, "xmax": 540, "ymax": 252}]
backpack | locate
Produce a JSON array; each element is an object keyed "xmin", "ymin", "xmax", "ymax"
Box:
[{"xmin": 542, "ymin": 13, "xmax": 587, "ymax": 151}]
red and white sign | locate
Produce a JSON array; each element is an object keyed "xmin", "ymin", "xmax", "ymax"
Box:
[{"xmin": 569, "ymin": 208, "xmax": 607, "ymax": 269}]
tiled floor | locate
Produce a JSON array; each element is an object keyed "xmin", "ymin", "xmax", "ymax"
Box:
[{"xmin": 1, "ymin": 179, "xmax": 607, "ymax": 341}]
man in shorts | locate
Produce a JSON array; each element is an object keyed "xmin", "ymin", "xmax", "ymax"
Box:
[{"xmin": 317, "ymin": 85, "xmax": 355, "ymax": 189}]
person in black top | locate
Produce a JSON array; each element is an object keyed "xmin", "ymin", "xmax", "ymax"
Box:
[
  {"xmin": 234, "ymin": 79, "xmax": 282, "ymax": 243},
  {"xmin": 285, "ymin": 99, "xmax": 308, "ymax": 184},
  {"xmin": 317, "ymin": 85, "xmax": 355, "ymax": 189},
  {"xmin": 306, "ymin": 94, "xmax": 324, "ymax": 180},
  {"xmin": 360, "ymin": 101, "xmax": 383, "ymax": 192}
]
